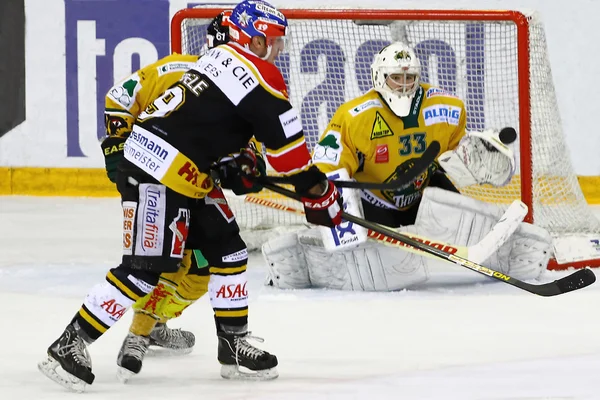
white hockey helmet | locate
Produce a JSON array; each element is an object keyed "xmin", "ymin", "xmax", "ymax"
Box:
[{"xmin": 371, "ymin": 42, "xmax": 421, "ymax": 117}]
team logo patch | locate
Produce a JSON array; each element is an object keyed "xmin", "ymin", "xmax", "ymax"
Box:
[
  {"xmin": 312, "ymin": 131, "xmax": 342, "ymax": 165},
  {"xmin": 169, "ymin": 209, "xmax": 190, "ymax": 258},
  {"xmin": 348, "ymin": 99, "xmax": 383, "ymax": 116},
  {"xmin": 423, "ymin": 105, "xmax": 461, "ymax": 126},
  {"xmin": 375, "ymin": 144, "xmax": 389, "ymax": 163},
  {"xmin": 107, "ymin": 74, "xmax": 141, "ymax": 110},
  {"xmin": 370, "ymin": 112, "xmax": 394, "ymax": 139}
]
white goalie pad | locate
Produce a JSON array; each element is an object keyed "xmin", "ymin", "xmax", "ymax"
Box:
[
  {"xmin": 438, "ymin": 129, "xmax": 516, "ymax": 188},
  {"xmin": 263, "ymin": 188, "xmax": 552, "ymax": 291}
]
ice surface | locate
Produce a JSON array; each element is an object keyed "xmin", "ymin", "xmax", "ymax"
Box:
[{"xmin": 1, "ymin": 196, "xmax": 600, "ymax": 399}]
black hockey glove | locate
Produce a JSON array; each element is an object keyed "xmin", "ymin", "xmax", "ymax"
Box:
[
  {"xmin": 100, "ymin": 135, "xmax": 127, "ymax": 183},
  {"xmin": 215, "ymin": 147, "xmax": 266, "ymax": 195}
]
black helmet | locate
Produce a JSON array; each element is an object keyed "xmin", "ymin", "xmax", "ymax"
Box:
[{"xmin": 206, "ymin": 10, "xmax": 230, "ymax": 49}]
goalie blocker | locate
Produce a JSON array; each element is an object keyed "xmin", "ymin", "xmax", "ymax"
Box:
[{"xmin": 262, "ymin": 187, "xmax": 552, "ymax": 291}]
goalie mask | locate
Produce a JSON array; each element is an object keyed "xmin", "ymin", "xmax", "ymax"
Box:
[{"xmin": 371, "ymin": 42, "xmax": 421, "ymax": 117}]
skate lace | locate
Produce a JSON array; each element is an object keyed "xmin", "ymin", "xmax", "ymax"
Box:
[
  {"xmin": 157, "ymin": 325, "xmax": 187, "ymax": 341},
  {"xmin": 123, "ymin": 334, "xmax": 149, "ymax": 360},
  {"xmin": 234, "ymin": 333, "xmax": 266, "ymax": 361},
  {"xmin": 56, "ymin": 334, "xmax": 92, "ymax": 369}
]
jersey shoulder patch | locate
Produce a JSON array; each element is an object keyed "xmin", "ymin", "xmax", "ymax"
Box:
[
  {"xmin": 425, "ymin": 86, "xmax": 457, "ymax": 99},
  {"xmin": 156, "ymin": 55, "xmax": 198, "ymax": 76}
]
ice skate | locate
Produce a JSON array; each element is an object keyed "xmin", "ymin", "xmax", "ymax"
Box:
[
  {"xmin": 37, "ymin": 324, "xmax": 94, "ymax": 393},
  {"xmin": 217, "ymin": 330, "xmax": 278, "ymax": 380},
  {"xmin": 147, "ymin": 322, "xmax": 195, "ymax": 356},
  {"xmin": 116, "ymin": 332, "xmax": 150, "ymax": 383}
]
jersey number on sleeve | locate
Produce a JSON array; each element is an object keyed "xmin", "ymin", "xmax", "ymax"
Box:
[{"xmin": 138, "ymin": 86, "xmax": 186, "ymax": 121}]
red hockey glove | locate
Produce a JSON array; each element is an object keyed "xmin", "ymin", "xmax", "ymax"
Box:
[{"xmin": 299, "ymin": 180, "xmax": 343, "ymax": 228}]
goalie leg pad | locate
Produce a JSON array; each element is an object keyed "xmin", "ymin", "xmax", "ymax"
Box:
[
  {"xmin": 415, "ymin": 187, "xmax": 551, "ymax": 280},
  {"xmin": 263, "ymin": 228, "xmax": 429, "ymax": 291},
  {"xmin": 262, "ymin": 230, "xmax": 312, "ymax": 289}
]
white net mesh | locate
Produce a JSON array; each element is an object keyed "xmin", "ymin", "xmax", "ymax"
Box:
[{"xmin": 174, "ymin": 9, "xmax": 600, "ymax": 260}]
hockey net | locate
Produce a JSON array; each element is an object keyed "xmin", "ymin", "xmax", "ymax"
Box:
[{"xmin": 171, "ymin": 8, "xmax": 600, "ymax": 269}]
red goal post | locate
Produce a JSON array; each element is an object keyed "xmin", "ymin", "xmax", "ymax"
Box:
[{"xmin": 171, "ymin": 8, "xmax": 600, "ymax": 270}]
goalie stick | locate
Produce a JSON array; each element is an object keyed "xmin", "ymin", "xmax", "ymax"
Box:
[
  {"xmin": 254, "ymin": 180, "xmax": 596, "ymax": 297},
  {"xmin": 265, "ymin": 140, "xmax": 441, "ymax": 191}
]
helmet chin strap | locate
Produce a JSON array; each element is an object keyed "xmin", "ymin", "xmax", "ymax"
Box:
[{"xmin": 261, "ymin": 45, "xmax": 273, "ymax": 61}]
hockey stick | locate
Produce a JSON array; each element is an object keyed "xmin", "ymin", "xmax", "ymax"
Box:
[
  {"xmin": 245, "ymin": 193, "xmax": 525, "ymax": 266},
  {"xmin": 264, "ymin": 140, "xmax": 441, "ymax": 191},
  {"xmin": 254, "ymin": 180, "xmax": 596, "ymax": 297}
]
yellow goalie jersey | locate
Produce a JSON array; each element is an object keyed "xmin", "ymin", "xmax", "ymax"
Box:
[
  {"xmin": 313, "ymin": 84, "xmax": 467, "ymax": 210},
  {"xmin": 104, "ymin": 54, "xmax": 199, "ymax": 138}
]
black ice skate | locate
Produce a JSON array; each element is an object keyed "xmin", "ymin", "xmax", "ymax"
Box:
[
  {"xmin": 116, "ymin": 332, "xmax": 150, "ymax": 383},
  {"xmin": 148, "ymin": 322, "xmax": 196, "ymax": 356},
  {"xmin": 37, "ymin": 324, "xmax": 94, "ymax": 393},
  {"xmin": 217, "ymin": 330, "xmax": 278, "ymax": 380}
]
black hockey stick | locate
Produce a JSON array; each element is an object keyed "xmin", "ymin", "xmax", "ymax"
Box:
[
  {"xmin": 257, "ymin": 179, "xmax": 596, "ymax": 297},
  {"xmin": 266, "ymin": 140, "xmax": 441, "ymax": 191}
]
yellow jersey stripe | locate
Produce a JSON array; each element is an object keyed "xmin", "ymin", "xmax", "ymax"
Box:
[
  {"xmin": 78, "ymin": 308, "xmax": 108, "ymax": 334},
  {"xmin": 215, "ymin": 309, "xmax": 249, "ymax": 318},
  {"xmin": 106, "ymin": 271, "xmax": 140, "ymax": 301},
  {"xmin": 209, "ymin": 265, "xmax": 247, "ymax": 275}
]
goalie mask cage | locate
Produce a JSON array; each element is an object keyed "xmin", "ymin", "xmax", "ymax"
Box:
[{"xmin": 171, "ymin": 8, "xmax": 600, "ymax": 270}]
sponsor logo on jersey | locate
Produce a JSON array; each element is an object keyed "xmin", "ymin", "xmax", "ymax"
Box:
[
  {"xmin": 197, "ymin": 47, "xmax": 259, "ymax": 105},
  {"xmin": 122, "ymin": 202, "xmax": 137, "ymax": 255},
  {"xmin": 135, "ymin": 184, "xmax": 166, "ymax": 256},
  {"xmin": 279, "ymin": 108, "xmax": 302, "ymax": 138},
  {"xmin": 370, "ymin": 112, "xmax": 394, "ymax": 139},
  {"xmin": 124, "ymin": 125, "xmax": 178, "ymax": 179},
  {"xmin": 215, "ymin": 282, "xmax": 248, "ymax": 300},
  {"xmin": 222, "ymin": 249, "xmax": 248, "ymax": 263},
  {"xmin": 127, "ymin": 274, "xmax": 155, "ymax": 294},
  {"xmin": 422, "ymin": 105, "xmax": 461, "ymax": 126},
  {"xmin": 100, "ymin": 299, "xmax": 127, "ymax": 320},
  {"xmin": 348, "ymin": 98, "xmax": 383, "ymax": 116},
  {"xmin": 157, "ymin": 61, "xmax": 195, "ymax": 76},
  {"xmin": 107, "ymin": 74, "xmax": 141, "ymax": 110},
  {"xmin": 169, "ymin": 209, "xmax": 190, "ymax": 258},
  {"xmin": 375, "ymin": 144, "xmax": 389, "ymax": 163},
  {"xmin": 312, "ymin": 130, "xmax": 342, "ymax": 166},
  {"xmin": 425, "ymin": 87, "xmax": 458, "ymax": 98}
]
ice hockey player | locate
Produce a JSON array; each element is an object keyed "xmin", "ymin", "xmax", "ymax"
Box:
[
  {"xmin": 37, "ymin": 0, "xmax": 343, "ymax": 392},
  {"xmin": 100, "ymin": 10, "xmax": 231, "ymax": 362},
  {"xmin": 263, "ymin": 42, "xmax": 553, "ymax": 292}
]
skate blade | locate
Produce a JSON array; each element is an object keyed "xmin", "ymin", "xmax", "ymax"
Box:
[
  {"xmin": 37, "ymin": 356, "xmax": 88, "ymax": 393},
  {"xmin": 116, "ymin": 366, "xmax": 137, "ymax": 384},
  {"xmin": 220, "ymin": 364, "xmax": 279, "ymax": 381},
  {"xmin": 147, "ymin": 346, "xmax": 194, "ymax": 357}
]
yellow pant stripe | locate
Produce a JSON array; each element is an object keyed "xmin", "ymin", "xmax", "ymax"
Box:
[
  {"xmin": 106, "ymin": 271, "xmax": 140, "ymax": 301},
  {"xmin": 78, "ymin": 308, "xmax": 108, "ymax": 334},
  {"xmin": 209, "ymin": 265, "xmax": 247, "ymax": 275},
  {"xmin": 215, "ymin": 309, "xmax": 249, "ymax": 318}
]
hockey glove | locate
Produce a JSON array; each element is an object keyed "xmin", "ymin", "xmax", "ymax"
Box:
[
  {"xmin": 101, "ymin": 135, "xmax": 127, "ymax": 183},
  {"xmin": 299, "ymin": 180, "xmax": 343, "ymax": 228},
  {"xmin": 216, "ymin": 148, "xmax": 267, "ymax": 195}
]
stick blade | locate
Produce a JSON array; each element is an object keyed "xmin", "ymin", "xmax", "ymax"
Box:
[{"xmin": 532, "ymin": 268, "xmax": 596, "ymax": 297}]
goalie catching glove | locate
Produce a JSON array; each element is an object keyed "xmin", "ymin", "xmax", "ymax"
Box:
[
  {"xmin": 214, "ymin": 147, "xmax": 267, "ymax": 195},
  {"xmin": 438, "ymin": 127, "xmax": 516, "ymax": 188}
]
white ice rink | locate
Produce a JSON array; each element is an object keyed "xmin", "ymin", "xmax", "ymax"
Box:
[{"xmin": 2, "ymin": 196, "xmax": 600, "ymax": 399}]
